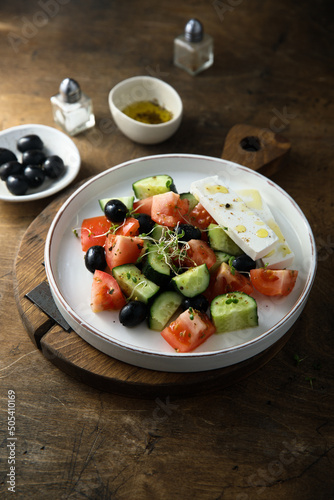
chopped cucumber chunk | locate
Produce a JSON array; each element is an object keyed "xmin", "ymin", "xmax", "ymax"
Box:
[
  {"xmin": 210, "ymin": 292, "xmax": 258, "ymax": 333},
  {"xmin": 99, "ymin": 196, "xmax": 134, "ymax": 212},
  {"xmin": 172, "ymin": 264, "xmax": 210, "ymax": 298},
  {"xmin": 142, "ymin": 244, "xmax": 171, "ymax": 287},
  {"xmin": 180, "ymin": 192, "xmax": 198, "ymax": 212},
  {"xmin": 208, "ymin": 223, "xmax": 244, "ymax": 255},
  {"xmin": 149, "ymin": 291, "xmax": 183, "ymax": 331},
  {"xmin": 132, "ymin": 175, "xmax": 177, "ymax": 199},
  {"xmin": 210, "ymin": 251, "xmax": 235, "ymax": 273},
  {"xmin": 151, "ymin": 224, "xmax": 169, "ymax": 241},
  {"xmin": 112, "ymin": 264, "xmax": 159, "ymax": 303}
]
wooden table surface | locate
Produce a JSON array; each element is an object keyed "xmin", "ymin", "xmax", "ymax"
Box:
[{"xmin": 1, "ymin": 1, "xmax": 333, "ymax": 498}]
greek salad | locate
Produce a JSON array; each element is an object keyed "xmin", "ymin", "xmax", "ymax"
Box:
[{"xmin": 75, "ymin": 174, "xmax": 298, "ymax": 353}]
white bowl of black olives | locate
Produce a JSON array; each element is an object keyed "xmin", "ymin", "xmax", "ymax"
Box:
[{"xmin": 0, "ymin": 124, "xmax": 81, "ymax": 202}]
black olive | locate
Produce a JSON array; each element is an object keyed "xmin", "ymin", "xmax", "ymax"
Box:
[
  {"xmin": 6, "ymin": 174, "xmax": 29, "ymax": 195},
  {"xmin": 0, "ymin": 161, "xmax": 24, "ymax": 181},
  {"xmin": 176, "ymin": 224, "xmax": 202, "ymax": 242},
  {"xmin": 182, "ymin": 295, "xmax": 209, "ymax": 312},
  {"xmin": 43, "ymin": 155, "xmax": 65, "ymax": 179},
  {"xmin": 135, "ymin": 213, "xmax": 155, "ymax": 234},
  {"xmin": 119, "ymin": 300, "xmax": 148, "ymax": 328},
  {"xmin": 22, "ymin": 149, "xmax": 46, "ymax": 166},
  {"xmin": 24, "ymin": 165, "xmax": 46, "ymax": 188},
  {"xmin": 17, "ymin": 134, "xmax": 44, "ymax": 153},
  {"xmin": 104, "ymin": 199, "xmax": 128, "ymax": 223},
  {"xmin": 232, "ymin": 255, "xmax": 256, "ymax": 273},
  {"xmin": 84, "ymin": 245, "xmax": 107, "ymax": 273},
  {"xmin": 0, "ymin": 148, "xmax": 17, "ymax": 167}
]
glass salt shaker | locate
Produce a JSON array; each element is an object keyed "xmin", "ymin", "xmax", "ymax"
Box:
[
  {"xmin": 173, "ymin": 19, "xmax": 214, "ymax": 76},
  {"xmin": 50, "ymin": 78, "xmax": 95, "ymax": 136}
]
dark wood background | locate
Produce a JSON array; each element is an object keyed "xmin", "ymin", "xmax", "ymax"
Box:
[{"xmin": 0, "ymin": 1, "xmax": 333, "ymax": 498}]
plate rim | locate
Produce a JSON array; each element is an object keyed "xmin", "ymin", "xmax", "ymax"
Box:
[{"xmin": 44, "ymin": 153, "xmax": 317, "ymax": 365}]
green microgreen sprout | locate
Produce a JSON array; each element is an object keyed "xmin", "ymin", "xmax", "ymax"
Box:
[
  {"xmin": 293, "ymin": 353, "xmax": 306, "ymax": 366},
  {"xmin": 138, "ymin": 222, "xmax": 195, "ymax": 275},
  {"xmin": 228, "ymin": 255, "xmax": 236, "ymax": 275},
  {"xmin": 305, "ymin": 376, "xmax": 315, "ymax": 389}
]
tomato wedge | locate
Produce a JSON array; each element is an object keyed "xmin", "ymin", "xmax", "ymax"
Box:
[
  {"xmin": 115, "ymin": 217, "xmax": 140, "ymax": 237},
  {"xmin": 204, "ymin": 262, "xmax": 253, "ymax": 302},
  {"xmin": 184, "ymin": 239, "xmax": 217, "ymax": 269},
  {"xmin": 105, "ymin": 234, "xmax": 144, "ymax": 270},
  {"xmin": 250, "ymin": 268, "xmax": 298, "ymax": 296},
  {"xmin": 187, "ymin": 203, "xmax": 217, "ymax": 230},
  {"xmin": 161, "ymin": 308, "xmax": 216, "ymax": 353},
  {"xmin": 91, "ymin": 270, "xmax": 126, "ymax": 312},
  {"xmin": 133, "ymin": 196, "xmax": 153, "ymax": 216},
  {"xmin": 81, "ymin": 215, "xmax": 111, "ymax": 252},
  {"xmin": 151, "ymin": 192, "xmax": 189, "ymax": 227}
]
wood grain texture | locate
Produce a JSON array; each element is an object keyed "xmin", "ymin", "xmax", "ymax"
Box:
[
  {"xmin": 0, "ymin": 0, "xmax": 333, "ymax": 499},
  {"xmin": 221, "ymin": 124, "xmax": 291, "ymax": 176}
]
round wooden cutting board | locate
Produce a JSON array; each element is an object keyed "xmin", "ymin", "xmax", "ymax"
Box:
[{"xmin": 13, "ymin": 125, "xmax": 293, "ymax": 398}]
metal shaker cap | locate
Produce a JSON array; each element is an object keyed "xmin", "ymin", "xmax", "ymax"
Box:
[
  {"xmin": 184, "ymin": 19, "xmax": 203, "ymax": 43},
  {"xmin": 59, "ymin": 78, "xmax": 82, "ymax": 103}
]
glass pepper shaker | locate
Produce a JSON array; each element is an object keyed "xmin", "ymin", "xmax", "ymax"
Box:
[
  {"xmin": 50, "ymin": 78, "xmax": 95, "ymax": 136},
  {"xmin": 173, "ymin": 19, "xmax": 214, "ymax": 76}
]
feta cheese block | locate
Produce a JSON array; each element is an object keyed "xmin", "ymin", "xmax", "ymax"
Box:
[
  {"xmin": 190, "ymin": 176, "xmax": 278, "ymax": 261},
  {"xmin": 237, "ymin": 188, "xmax": 295, "ymax": 269}
]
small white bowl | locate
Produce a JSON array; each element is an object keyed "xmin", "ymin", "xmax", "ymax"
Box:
[
  {"xmin": 108, "ymin": 76, "xmax": 183, "ymax": 144},
  {"xmin": 0, "ymin": 124, "xmax": 81, "ymax": 202}
]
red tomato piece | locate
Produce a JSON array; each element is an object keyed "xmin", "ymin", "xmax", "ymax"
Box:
[
  {"xmin": 151, "ymin": 192, "xmax": 189, "ymax": 227},
  {"xmin": 161, "ymin": 308, "xmax": 216, "ymax": 353},
  {"xmin": 133, "ymin": 197, "xmax": 153, "ymax": 216},
  {"xmin": 184, "ymin": 239, "xmax": 217, "ymax": 269},
  {"xmin": 204, "ymin": 262, "xmax": 253, "ymax": 302},
  {"xmin": 105, "ymin": 234, "xmax": 144, "ymax": 270},
  {"xmin": 250, "ymin": 268, "xmax": 298, "ymax": 296},
  {"xmin": 81, "ymin": 215, "xmax": 111, "ymax": 252},
  {"xmin": 115, "ymin": 217, "xmax": 140, "ymax": 237},
  {"xmin": 187, "ymin": 203, "xmax": 217, "ymax": 230},
  {"xmin": 91, "ymin": 270, "xmax": 126, "ymax": 312}
]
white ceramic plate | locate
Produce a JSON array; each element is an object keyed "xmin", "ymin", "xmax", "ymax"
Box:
[
  {"xmin": 0, "ymin": 124, "xmax": 81, "ymax": 202},
  {"xmin": 44, "ymin": 154, "xmax": 317, "ymax": 372}
]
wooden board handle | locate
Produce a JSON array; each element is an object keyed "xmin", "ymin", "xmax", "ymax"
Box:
[{"xmin": 221, "ymin": 124, "xmax": 291, "ymax": 177}]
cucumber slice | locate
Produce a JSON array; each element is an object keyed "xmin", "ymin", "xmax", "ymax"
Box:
[
  {"xmin": 210, "ymin": 292, "xmax": 258, "ymax": 333},
  {"xmin": 142, "ymin": 244, "xmax": 171, "ymax": 287},
  {"xmin": 132, "ymin": 175, "xmax": 177, "ymax": 199},
  {"xmin": 172, "ymin": 264, "xmax": 210, "ymax": 298},
  {"xmin": 99, "ymin": 196, "xmax": 134, "ymax": 212},
  {"xmin": 214, "ymin": 251, "xmax": 234, "ymax": 264},
  {"xmin": 112, "ymin": 264, "xmax": 159, "ymax": 303},
  {"xmin": 210, "ymin": 251, "xmax": 235, "ymax": 273},
  {"xmin": 151, "ymin": 224, "xmax": 169, "ymax": 241},
  {"xmin": 208, "ymin": 223, "xmax": 244, "ymax": 256},
  {"xmin": 180, "ymin": 192, "xmax": 198, "ymax": 212},
  {"xmin": 148, "ymin": 291, "xmax": 183, "ymax": 331}
]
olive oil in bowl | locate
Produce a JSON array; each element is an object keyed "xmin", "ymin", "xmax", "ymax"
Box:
[{"xmin": 122, "ymin": 100, "xmax": 173, "ymax": 124}]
